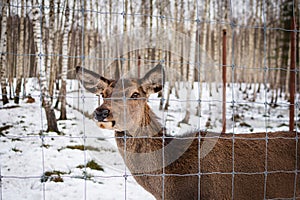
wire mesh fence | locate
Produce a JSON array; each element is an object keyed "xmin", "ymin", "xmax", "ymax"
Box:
[{"xmin": 0, "ymin": 0, "xmax": 299, "ymax": 199}]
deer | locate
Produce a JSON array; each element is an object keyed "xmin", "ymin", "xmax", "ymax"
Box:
[{"xmin": 76, "ymin": 64, "xmax": 299, "ymax": 200}]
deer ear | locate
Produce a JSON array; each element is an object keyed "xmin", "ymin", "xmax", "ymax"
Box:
[
  {"xmin": 76, "ymin": 66, "xmax": 111, "ymax": 95},
  {"xmin": 139, "ymin": 64, "xmax": 165, "ymax": 95}
]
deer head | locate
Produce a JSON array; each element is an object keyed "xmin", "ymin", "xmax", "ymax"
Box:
[{"xmin": 76, "ymin": 64, "xmax": 165, "ymax": 137}]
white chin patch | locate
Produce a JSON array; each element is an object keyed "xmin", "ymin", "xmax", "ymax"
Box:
[{"xmin": 96, "ymin": 121, "xmax": 114, "ymax": 130}]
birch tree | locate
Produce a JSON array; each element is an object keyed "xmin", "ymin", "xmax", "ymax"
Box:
[
  {"xmin": 14, "ymin": 0, "xmax": 25, "ymax": 104},
  {"xmin": 59, "ymin": 0, "xmax": 71, "ymax": 120},
  {"xmin": 0, "ymin": 0, "xmax": 9, "ymax": 105},
  {"xmin": 22, "ymin": 0, "xmax": 31, "ymax": 98},
  {"xmin": 47, "ymin": 0, "xmax": 55, "ymax": 101},
  {"xmin": 251, "ymin": 1, "xmax": 259, "ymax": 101},
  {"xmin": 31, "ymin": 0, "xmax": 58, "ymax": 132},
  {"xmin": 7, "ymin": 4, "xmax": 14, "ymax": 100},
  {"xmin": 53, "ymin": 0, "xmax": 63, "ymax": 109},
  {"xmin": 180, "ymin": 0, "xmax": 197, "ymax": 124}
]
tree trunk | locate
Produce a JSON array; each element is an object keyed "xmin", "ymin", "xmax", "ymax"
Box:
[
  {"xmin": 0, "ymin": 1, "xmax": 9, "ymax": 105},
  {"xmin": 0, "ymin": 72, "xmax": 8, "ymax": 105},
  {"xmin": 59, "ymin": 0, "xmax": 71, "ymax": 120},
  {"xmin": 14, "ymin": 0, "xmax": 26, "ymax": 104},
  {"xmin": 45, "ymin": 105, "xmax": 59, "ymax": 132},
  {"xmin": 31, "ymin": 2, "xmax": 59, "ymax": 132},
  {"xmin": 180, "ymin": 0, "xmax": 196, "ymax": 125},
  {"xmin": 14, "ymin": 79, "xmax": 22, "ymax": 104},
  {"xmin": 59, "ymin": 80, "xmax": 67, "ymax": 120},
  {"xmin": 47, "ymin": 0, "xmax": 55, "ymax": 101}
]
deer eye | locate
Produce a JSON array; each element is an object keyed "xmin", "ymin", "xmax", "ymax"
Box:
[{"xmin": 130, "ymin": 92, "xmax": 140, "ymax": 99}]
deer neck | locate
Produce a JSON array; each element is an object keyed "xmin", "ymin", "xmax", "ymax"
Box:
[
  {"xmin": 133, "ymin": 103, "xmax": 162, "ymax": 137},
  {"xmin": 114, "ymin": 128, "xmax": 167, "ymax": 174},
  {"xmin": 115, "ymin": 104, "xmax": 163, "ymax": 137}
]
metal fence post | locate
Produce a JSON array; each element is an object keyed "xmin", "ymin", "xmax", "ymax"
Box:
[
  {"xmin": 222, "ymin": 29, "xmax": 227, "ymax": 134},
  {"xmin": 290, "ymin": 17, "xmax": 296, "ymax": 132}
]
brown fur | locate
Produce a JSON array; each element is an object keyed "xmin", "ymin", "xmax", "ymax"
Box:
[
  {"xmin": 26, "ymin": 96, "xmax": 35, "ymax": 103},
  {"xmin": 116, "ymin": 130, "xmax": 299, "ymax": 199},
  {"xmin": 76, "ymin": 65, "xmax": 299, "ymax": 199}
]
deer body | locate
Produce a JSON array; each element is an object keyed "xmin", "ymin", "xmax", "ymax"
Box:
[
  {"xmin": 76, "ymin": 65, "xmax": 298, "ymax": 200},
  {"xmin": 115, "ymin": 130, "xmax": 298, "ymax": 200}
]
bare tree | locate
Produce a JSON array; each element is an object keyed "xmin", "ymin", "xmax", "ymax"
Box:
[
  {"xmin": 52, "ymin": 0, "xmax": 64, "ymax": 109},
  {"xmin": 46, "ymin": 0, "xmax": 55, "ymax": 102},
  {"xmin": 0, "ymin": 0, "xmax": 298, "ymax": 119},
  {"xmin": 180, "ymin": 0, "xmax": 197, "ymax": 125},
  {"xmin": 31, "ymin": 0, "xmax": 58, "ymax": 132},
  {"xmin": 59, "ymin": 0, "xmax": 71, "ymax": 120},
  {"xmin": 0, "ymin": 0, "xmax": 9, "ymax": 105},
  {"xmin": 14, "ymin": 0, "xmax": 25, "ymax": 104}
]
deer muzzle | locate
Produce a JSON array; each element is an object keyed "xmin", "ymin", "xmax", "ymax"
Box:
[
  {"xmin": 94, "ymin": 108, "xmax": 109, "ymax": 121},
  {"xmin": 94, "ymin": 108, "xmax": 115, "ymax": 129}
]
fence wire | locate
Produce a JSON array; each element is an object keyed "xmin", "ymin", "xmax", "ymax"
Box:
[{"xmin": 0, "ymin": 0, "xmax": 300, "ymax": 200}]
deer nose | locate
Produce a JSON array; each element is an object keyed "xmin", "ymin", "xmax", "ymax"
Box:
[{"xmin": 94, "ymin": 108, "xmax": 110, "ymax": 122}]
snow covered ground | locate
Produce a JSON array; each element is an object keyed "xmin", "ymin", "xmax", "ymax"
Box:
[
  {"xmin": 0, "ymin": 79, "xmax": 156, "ymax": 200},
  {"xmin": 0, "ymin": 78, "xmax": 299, "ymax": 200},
  {"xmin": 0, "ymin": 99, "xmax": 155, "ymax": 200}
]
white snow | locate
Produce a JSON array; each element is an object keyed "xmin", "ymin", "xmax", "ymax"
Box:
[
  {"xmin": 0, "ymin": 80, "xmax": 155, "ymax": 200},
  {"xmin": 0, "ymin": 79, "xmax": 299, "ymax": 199}
]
